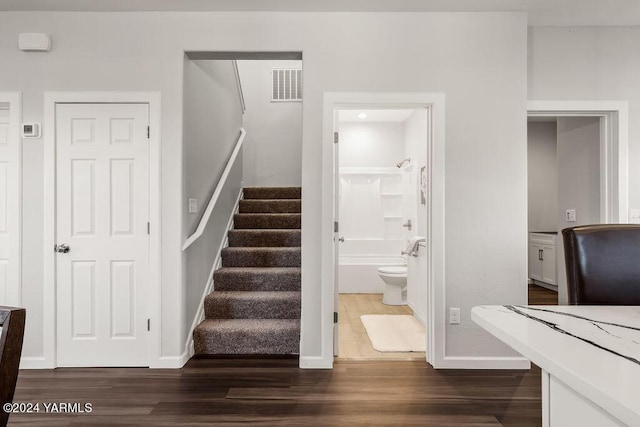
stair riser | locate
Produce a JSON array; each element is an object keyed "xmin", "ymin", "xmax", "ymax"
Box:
[
  {"xmin": 194, "ymin": 328, "xmax": 300, "ymax": 355},
  {"xmin": 244, "ymin": 187, "xmax": 301, "ymax": 200},
  {"xmin": 205, "ymin": 297, "xmax": 301, "ymax": 319},
  {"xmin": 214, "ymin": 271, "xmax": 301, "ymax": 291},
  {"xmin": 228, "ymin": 230, "xmax": 301, "ymax": 247},
  {"xmin": 222, "ymin": 250, "xmax": 301, "ymax": 267},
  {"xmin": 239, "ymin": 200, "xmax": 301, "ymax": 214},
  {"xmin": 234, "ymin": 214, "xmax": 301, "ymax": 229}
]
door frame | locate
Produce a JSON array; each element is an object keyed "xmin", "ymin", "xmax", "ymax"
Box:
[
  {"xmin": 527, "ymin": 100, "xmax": 629, "ymax": 223},
  {"xmin": 42, "ymin": 92, "xmax": 161, "ymax": 368},
  {"xmin": 318, "ymin": 92, "xmax": 445, "ymax": 369},
  {"xmin": 0, "ymin": 92, "xmax": 22, "ymax": 307}
]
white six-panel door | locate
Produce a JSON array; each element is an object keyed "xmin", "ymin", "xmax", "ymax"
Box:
[
  {"xmin": 55, "ymin": 103, "xmax": 149, "ymax": 367},
  {"xmin": 0, "ymin": 97, "xmax": 21, "ymax": 307}
]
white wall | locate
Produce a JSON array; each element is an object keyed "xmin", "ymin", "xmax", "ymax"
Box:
[
  {"xmin": 403, "ymin": 110, "xmax": 429, "ymax": 324},
  {"xmin": 237, "ymin": 60, "xmax": 302, "ymax": 187},
  {"xmin": 528, "ymin": 121, "xmax": 558, "ymax": 232},
  {"xmin": 183, "ymin": 58, "xmax": 243, "ymax": 338},
  {"xmin": 0, "ymin": 11, "xmax": 527, "ymax": 367},
  {"xmin": 555, "ymin": 117, "xmax": 601, "ymax": 303},
  {"xmin": 528, "ymin": 26, "xmax": 640, "ymax": 215},
  {"xmin": 339, "ymin": 122, "xmax": 404, "ymax": 167}
]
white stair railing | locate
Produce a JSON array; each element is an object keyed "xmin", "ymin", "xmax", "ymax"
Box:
[{"xmin": 183, "ymin": 127, "xmax": 246, "ymax": 251}]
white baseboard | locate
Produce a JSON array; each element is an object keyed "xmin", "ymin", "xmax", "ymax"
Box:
[
  {"xmin": 19, "ymin": 356, "xmax": 53, "ymax": 369},
  {"xmin": 299, "ymin": 356, "xmax": 333, "ymax": 369},
  {"xmin": 151, "ymin": 351, "xmax": 190, "ymax": 369},
  {"xmin": 439, "ymin": 356, "xmax": 531, "ymax": 370},
  {"xmin": 21, "ymin": 354, "xmax": 191, "ymax": 370}
]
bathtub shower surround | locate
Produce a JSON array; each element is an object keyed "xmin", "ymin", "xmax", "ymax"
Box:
[{"xmin": 338, "ymin": 167, "xmax": 406, "ymax": 293}]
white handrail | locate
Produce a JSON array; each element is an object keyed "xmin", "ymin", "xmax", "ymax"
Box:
[{"xmin": 182, "ymin": 127, "xmax": 246, "ymax": 251}]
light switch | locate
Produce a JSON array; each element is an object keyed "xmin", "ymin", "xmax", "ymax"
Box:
[
  {"xmin": 449, "ymin": 308, "xmax": 461, "ymax": 325},
  {"xmin": 630, "ymin": 209, "xmax": 640, "ymax": 224},
  {"xmin": 566, "ymin": 209, "xmax": 576, "ymax": 222},
  {"xmin": 188, "ymin": 198, "xmax": 198, "ymax": 214}
]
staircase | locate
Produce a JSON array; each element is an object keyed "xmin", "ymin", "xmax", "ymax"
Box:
[{"xmin": 193, "ymin": 187, "xmax": 302, "ymax": 355}]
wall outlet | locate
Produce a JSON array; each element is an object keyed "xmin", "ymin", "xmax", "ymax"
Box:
[
  {"xmin": 188, "ymin": 198, "xmax": 198, "ymax": 214},
  {"xmin": 449, "ymin": 307, "xmax": 461, "ymax": 325},
  {"xmin": 630, "ymin": 209, "xmax": 640, "ymax": 224},
  {"xmin": 566, "ymin": 209, "xmax": 576, "ymax": 222}
]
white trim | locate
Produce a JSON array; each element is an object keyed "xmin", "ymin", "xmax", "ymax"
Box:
[
  {"xmin": 183, "ymin": 189, "xmax": 242, "ymax": 357},
  {"xmin": 19, "ymin": 356, "xmax": 49, "ymax": 370},
  {"xmin": 43, "ymin": 91, "xmax": 162, "ymax": 369},
  {"xmin": 232, "ymin": 60, "xmax": 246, "ymax": 115},
  {"xmin": 182, "ymin": 128, "xmax": 246, "ymax": 251},
  {"xmin": 153, "ymin": 351, "xmax": 190, "ymax": 369},
  {"xmin": 299, "ymin": 356, "xmax": 332, "ymax": 369},
  {"xmin": 527, "ymin": 100, "xmax": 629, "ymax": 223},
  {"xmin": 321, "ymin": 92, "xmax": 446, "ymax": 369},
  {"xmin": 439, "ymin": 356, "xmax": 531, "ymax": 370},
  {"xmin": 0, "ymin": 92, "xmax": 22, "ymax": 307}
]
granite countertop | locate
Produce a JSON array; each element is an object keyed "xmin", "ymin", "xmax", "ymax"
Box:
[{"xmin": 472, "ymin": 305, "xmax": 640, "ymax": 426}]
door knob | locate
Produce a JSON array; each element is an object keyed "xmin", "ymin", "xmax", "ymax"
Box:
[
  {"xmin": 55, "ymin": 243, "xmax": 70, "ymax": 253},
  {"xmin": 402, "ymin": 219, "xmax": 412, "ymax": 231},
  {"xmin": 338, "ymin": 237, "xmax": 345, "ymax": 242}
]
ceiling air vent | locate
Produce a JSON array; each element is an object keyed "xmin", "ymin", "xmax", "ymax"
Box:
[{"xmin": 272, "ymin": 68, "xmax": 302, "ymax": 102}]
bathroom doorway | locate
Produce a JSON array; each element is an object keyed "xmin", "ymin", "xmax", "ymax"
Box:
[{"xmin": 332, "ymin": 106, "xmax": 432, "ymax": 362}]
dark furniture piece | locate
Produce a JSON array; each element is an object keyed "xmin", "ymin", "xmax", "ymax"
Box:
[
  {"xmin": 0, "ymin": 306, "xmax": 25, "ymax": 427},
  {"xmin": 562, "ymin": 224, "xmax": 640, "ymax": 305}
]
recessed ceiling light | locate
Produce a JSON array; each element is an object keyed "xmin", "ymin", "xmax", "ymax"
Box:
[{"xmin": 357, "ymin": 112, "xmax": 367, "ymax": 119}]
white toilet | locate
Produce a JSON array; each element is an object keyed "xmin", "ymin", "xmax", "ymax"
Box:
[{"xmin": 378, "ymin": 265, "xmax": 407, "ymax": 305}]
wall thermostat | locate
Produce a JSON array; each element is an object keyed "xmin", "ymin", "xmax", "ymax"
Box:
[
  {"xmin": 22, "ymin": 123, "xmax": 41, "ymax": 138},
  {"xmin": 18, "ymin": 33, "xmax": 52, "ymax": 52}
]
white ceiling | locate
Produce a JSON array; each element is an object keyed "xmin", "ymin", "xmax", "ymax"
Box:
[
  {"xmin": 1, "ymin": 0, "xmax": 640, "ymax": 26},
  {"xmin": 338, "ymin": 109, "xmax": 416, "ymax": 123}
]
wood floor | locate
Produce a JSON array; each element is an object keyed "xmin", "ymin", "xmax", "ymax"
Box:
[
  {"xmin": 8, "ymin": 285, "xmax": 557, "ymax": 426},
  {"xmin": 527, "ymin": 283, "xmax": 558, "ymax": 305},
  {"xmin": 10, "ymin": 358, "xmax": 543, "ymax": 426},
  {"xmin": 337, "ymin": 293, "xmax": 425, "ymax": 361}
]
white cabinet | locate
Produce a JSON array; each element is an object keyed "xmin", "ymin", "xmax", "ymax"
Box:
[{"xmin": 529, "ymin": 233, "xmax": 557, "ymax": 286}]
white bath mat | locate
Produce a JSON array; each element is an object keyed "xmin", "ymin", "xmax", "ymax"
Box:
[{"xmin": 360, "ymin": 315, "xmax": 426, "ymax": 352}]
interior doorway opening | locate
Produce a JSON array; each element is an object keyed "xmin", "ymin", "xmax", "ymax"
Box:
[
  {"xmin": 322, "ymin": 92, "xmax": 446, "ymax": 368},
  {"xmin": 526, "ymin": 101, "xmax": 629, "ymax": 305},
  {"xmin": 334, "ymin": 108, "xmax": 428, "ymax": 361}
]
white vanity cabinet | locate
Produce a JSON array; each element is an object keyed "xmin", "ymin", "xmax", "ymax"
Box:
[{"xmin": 529, "ymin": 233, "xmax": 557, "ymax": 286}]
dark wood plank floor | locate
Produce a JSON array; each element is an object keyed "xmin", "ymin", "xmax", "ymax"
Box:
[
  {"xmin": 528, "ymin": 283, "xmax": 558, "ymax": 305},
  {"xmin": 8, "ymin": 285, "xmax": 558, "ymax": 426}
]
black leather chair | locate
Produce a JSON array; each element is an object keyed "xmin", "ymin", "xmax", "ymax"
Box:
[
  {"xmin": 562, "ymin": 224, "xmax": 640, "ymax": 305},
  {"xmin": 0, "ymin": 306, "xmax": 25, "ymax": 427}
]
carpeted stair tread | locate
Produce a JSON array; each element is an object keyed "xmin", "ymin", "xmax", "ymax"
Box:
[
  {"xmin": 194, "ymin": 319, "xmax": 300, "ymax": 355},
  {"xmin": 243, "ymin": 187, "xmax": 301, "ymax": 200},
  {"xmin": 214, "ymin": 267, "xmax": 301, "ymax": 291},
  {"xmin": 239, "ymin": 199, "xmax": 301, "ymax": 213},
  {"xmin": 222, "ymin": 247, "xmax": 301, "ymax": 267},
  {"xmin": 234, "ymin": 213, "xmax": 301, "ymax": 229},
  {"xmin": 193, "ymin": 186, "xmax": 303, "ymax": 356},
  {"xmin": 228, "ymin": 229, "xmax": 301, "ymax": 247},
  {"xmin": 205, "ymin": 291, "xmax": 301, "ymax": 319}
]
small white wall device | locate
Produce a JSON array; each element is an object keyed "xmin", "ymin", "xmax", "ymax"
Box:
[
  {"xmin": 18, "ymin": 33, "xmax": 52, "ymax": 52},
  {"xmin": 22, "ymin": 123, "xmax": 41, "ymax": 138}
]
